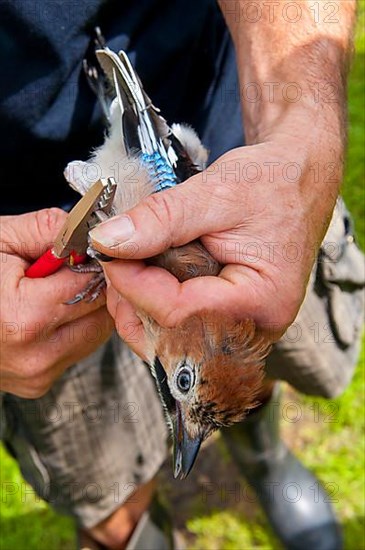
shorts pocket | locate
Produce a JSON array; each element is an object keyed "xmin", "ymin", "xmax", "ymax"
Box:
[{"xmin": 318, "ymin": 198, "xmax": 365, "ymax": 348}]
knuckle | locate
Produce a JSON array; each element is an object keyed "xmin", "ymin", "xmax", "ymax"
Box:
[
  {"xmin": 142, "ymin": 195, "xmax": 173, "ymax": 246},
  {"xmin": 157, "ymin": 308, "xmax": 182, "ymax": 329},
  {"xmin": 143, "ymin": 193, "xmax": 171, "ymax": 224},
  {"xmin": 142, "ymin": 193, "xmax": 186, "ymax": 246},
  {"xmin": 35, "ymin": 208, "xmax": 67, "ymax": 238}
]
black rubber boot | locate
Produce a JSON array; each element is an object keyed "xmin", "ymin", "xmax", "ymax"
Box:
[{"xmin": 221, "ymin": 385, "xmax": 343, "ymax": 550}]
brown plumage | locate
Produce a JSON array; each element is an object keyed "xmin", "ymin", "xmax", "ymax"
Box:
[
  {"xmin": 65, "ymin": 39, "xmax": 271, "ymax": 479},
  {"xmin": 150, "ymin": 241, "xmax": 221, "ymax": 281},
  {"xmin": 155, "ymin": 313, "xmax": 269, "ymax": 435},
  {"xmin": 138, "ymin": 303, "xmax": 270, "ymax": 478}
]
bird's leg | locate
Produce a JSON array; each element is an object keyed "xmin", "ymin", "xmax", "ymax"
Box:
[
  {"xmin": 66, "ymin": 260, "xmax": 106, "ymax": 304},
  {"xmin": 70, "ymin": 262, "xmax": 103, "ymax": 274}
]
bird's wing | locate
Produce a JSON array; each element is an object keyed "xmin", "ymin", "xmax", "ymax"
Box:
[
  {"xmin": 95, "ymin": 47, "xmax": 180, "ymax": 192},
  {"xmin": 82, "ymin": 28, "xmax": 204, "ymax": 186}
]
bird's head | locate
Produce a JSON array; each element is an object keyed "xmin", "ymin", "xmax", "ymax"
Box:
[{"xmin": 148, "ymin": 312, "xmax": 271, "ymax": 479}]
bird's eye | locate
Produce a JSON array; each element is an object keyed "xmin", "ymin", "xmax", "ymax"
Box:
[{"xmin": 176, "ymin": 367, "xmax": 194, "ymax": 394}]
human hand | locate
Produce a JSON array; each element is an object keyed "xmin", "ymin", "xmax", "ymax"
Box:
[
  {"xmin": 90, "ymin": 126, "xmax": 341, "ymax": 358},
  {"xmin": 1, "ymin": 208, "xmax": 114, "ymax": 398}
]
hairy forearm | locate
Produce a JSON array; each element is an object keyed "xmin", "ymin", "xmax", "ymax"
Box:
[{"xmin": 219, "ymin": 0, "xmax": 356, "ymax": 145}]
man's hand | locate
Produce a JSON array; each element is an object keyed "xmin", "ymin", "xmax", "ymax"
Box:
[
  {"xmin": 89, "ymin": 126, "xmax": 340, "ymax": 358},
  {"xmin": 89, "ymin": 0, "xmax": 355, "ymax": 359},
  {"xmin": 1, "ymin": 209, "xmax": 114, "ymax": 398}
]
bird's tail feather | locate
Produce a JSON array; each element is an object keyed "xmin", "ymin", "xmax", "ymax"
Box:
[
  {"xmin": 96, "ymin": 48, "xmax": 177, "ymax": 165},
  {"xmin": 67, "ymin": 30, "xmax": 220, "ymax": 280}
]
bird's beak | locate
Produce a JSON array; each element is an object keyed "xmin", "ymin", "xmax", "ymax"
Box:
[
  {"xmin": 151, "ymin": 358, "xmax": 203, "ymax": 479},
  {"xmin": 173, "ymin": 402, "xmax": 202, "ymax": 480}
]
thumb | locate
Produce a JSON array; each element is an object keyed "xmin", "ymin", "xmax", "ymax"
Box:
[
  {"xmin": 2, "ymin": 208, "xmax": 68, "ymax": 260},
  {"xmin": 89, "ymin": 172, "xmax": 232, "ymax": 259}
]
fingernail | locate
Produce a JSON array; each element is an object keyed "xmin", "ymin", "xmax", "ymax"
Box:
[{"xmin": 89, "ymin": 216, "xmax": 135, "ymax": 247}]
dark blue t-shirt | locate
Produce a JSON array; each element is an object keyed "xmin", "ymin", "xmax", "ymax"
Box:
[{"xmin": 0, "ymin": 0, "xmax": 243, "ymax": 213}]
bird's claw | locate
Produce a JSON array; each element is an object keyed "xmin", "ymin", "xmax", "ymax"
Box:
[{"xmin": 65, "ymin": 272, "xmax": 106, "ymax": 304}]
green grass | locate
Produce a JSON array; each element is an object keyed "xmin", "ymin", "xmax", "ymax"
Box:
[
  {"xmin": 0, "ymin": 445, "xmax": 75, "ymax": 549},
  {"xmin": 342, "ymin": 3, "xmax": 365, "ymax": 249},
  {"xmin": 188, "ymin": 511, "xmax": 277, "ymax": 549},
  {"xmin": 1, "ymin": 9, "xmax": 364, "ymax": 550}
]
